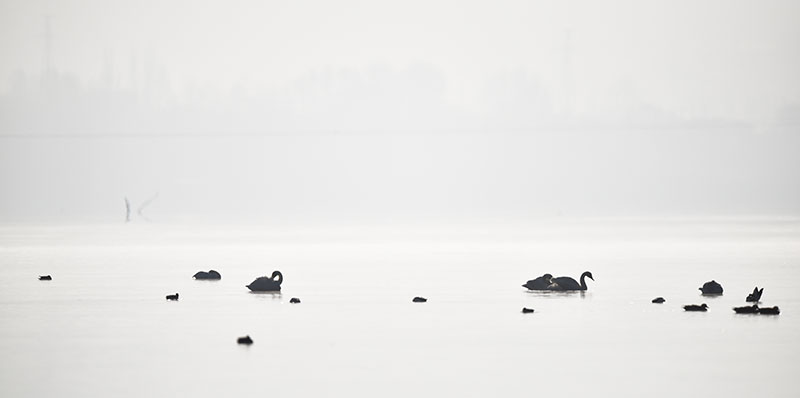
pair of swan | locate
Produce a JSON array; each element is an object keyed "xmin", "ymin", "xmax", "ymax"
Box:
[{"xmin": 522, "ymin": 271, "xmax": 594, "ymax": 291}]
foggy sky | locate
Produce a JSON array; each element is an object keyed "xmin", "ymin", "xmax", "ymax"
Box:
[{"xmin": 0, "ymin": 1, "xmax": 798, "ymax": 222}]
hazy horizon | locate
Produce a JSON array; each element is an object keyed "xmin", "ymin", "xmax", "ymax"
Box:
[{"xmin": 1, "ymin": 1, "xmax": 798, "ymax": 223}]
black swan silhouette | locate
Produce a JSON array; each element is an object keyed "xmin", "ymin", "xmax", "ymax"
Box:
[
  {"xmin": 699, "ymin": 280, "xmax": 723, "ymax": 295},
  {"xmin": 746, "ymin": 287, "xmax": 763, "ymax": 302},
  {"xmin": 683, "ymin": 303, "xmax": 708, "ymax": 312},
  {"xmin": 246, "ymin": 271, "xmax": 283, "ymax": 292},
  {"xmin": 522, "ymin": 274, "xmax": 554, "ymax": 290},
  {"xmin": 193, "ymin": 270, "xmax": 221, "ymax": 280},
  {"xmin": 548, "ymin": 271, "xmax": 594, "ymax": 291}
]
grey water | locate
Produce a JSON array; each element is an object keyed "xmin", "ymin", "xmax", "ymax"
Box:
[{"xmin": 1, "ymin": 218, "xmax": 799, "ymax": 397}]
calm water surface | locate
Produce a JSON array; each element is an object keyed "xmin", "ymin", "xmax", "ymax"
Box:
[{"xmin": 1, "ymin": 219, "xmax": 799, "ymax": 397}]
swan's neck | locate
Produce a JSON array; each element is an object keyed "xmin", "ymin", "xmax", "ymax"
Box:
[
  {"xmin": 273, "ymin": 272, "xmax": 283, "ymax": 285},
  {"xmin": 579, "ymin": 274, "xmax": 587, "ymax": 290}
]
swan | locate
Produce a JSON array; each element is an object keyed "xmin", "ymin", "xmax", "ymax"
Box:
[
  {"xmin": 193, "ymin": 270, "xmax": 222, "ymax": 280},
  {"xmin": 548, "ymin": 271, "xmax": 594, "ymax": 291},
  {"xmin": 237, "ymin": 335, "xmax": 253, "ymax": 345},
  {"xmin": 683, "ymin": 303, "xmax": 708, "ymax": 312},
  {"xmin": 166, "ymin": 293, "xmax": 179, "ymax": 301},
  {"xmin": 246, "ymin": 271, "xmax": 283, "ymax": 292},
  {"xmin": 522, "ymin": 274, "xmax": 554, "ymax": 290},
  {"xmin": 746, "ymin": 287, "xmax": 763, "ymax": 302},
  {"xmin": 699, "ymin": 280, "xmax": 723, "ymax": 295},
  {"xmin": 733, "ymin": 304, "xmax": 759, "ymax": 314}
]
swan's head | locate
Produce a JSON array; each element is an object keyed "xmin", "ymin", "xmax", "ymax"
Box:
[
  {"xmin": 700, "ymin": 303, "xmax": 708, "ymax": 309},
  {"xmin": 584, "ymin": 271, "xmax": 594, "ymax": 281},
  {"xmin": 542, "ymin": 273, "xmax": 553, "ymax": 281}
]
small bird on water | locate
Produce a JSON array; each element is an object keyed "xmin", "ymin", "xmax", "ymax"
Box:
[
  {"xmin": 746, "ymin": 287, "xmax": 764, "ymax": 302},
  {"xmin": 684, "ymin": 304, "xmax": 708, "ymax": 312},
  {"xmin": 39, "ymin": 275, "xmax": 52, "ymax": 281},
  {"xmin": 652, "ymin": 297, "xmax": 665, "ymax": 303},
  {"xmin": 166, "ymin": 293, "xmax": 179, "ymax": 301},
  {"xmin": 733, "ymin": 305, "xmax": 759, "ymax": 314},
  {"xmin": 290, "ymin": 297, "xmax": 301, "ymax": 304},
  {"xmin": 521, "ymin": 307, "xmax": 535, "ymax": 314},
  {"xmin": 413, "ymin": 297, "xmax": 427, "ymax": 303},
  {"xmin": 758, "ymin": 306, "xmax": 780, "ymax": 315},
  {"xmin": 237, "ymin": 335, "xmax": 253, "ymax": 345}
]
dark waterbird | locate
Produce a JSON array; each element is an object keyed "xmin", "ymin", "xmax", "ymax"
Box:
[
  {"xmin": 166, "ymin": 293, "xmax": 179, "ymax": 301},
  {"xmin": 413, "ymin": 297, "xmax": 427, "ymax": 303},
  {"xmin": 193, "ymin": 270, "xmax": 221, "ymax": 280},
  {"xmin": 699, "ymin": 280, "xmax": 723, "ymax": 295},
  {"xmin": 246, "ymin": 271, "xmax": 283, "ymax": 292},
  {"xmin": 758, "ymin": 306, "xmax": 780, "ymax": 315},
  {"xmin": 746, "ymin": 287, "xmax": 764, "ymax": 302},
  {"xmin": 39, "ymin": 275, "xmax": 52, "ymax": 281},
  {"xmin": 290, "ymin": 297, "xmax": 301, "ymax": 304},
  {"xmin": 549, "ymin": 271, "xmax": 594, "ymax": 291},
  {"xmin": 733, "ymin": 304, "xmax": 760, "ymax": 314},
  {"xmin": 521, "ymin": 307, "xmax": 535, "ymax": 314},
  {"xmin": 652, "ymin": 297, "xmax": 665, "ymax": 304},
  {"xmin": 237, "ymin": 335, "xmax": 253, "ymax": 345},
  {"xmin": 684, "ymin": 303, "xmax": 708, "ymax": 312},
  {"xmin": 522, "ymin": 274, "xmax": 554, "ymax": 290}
]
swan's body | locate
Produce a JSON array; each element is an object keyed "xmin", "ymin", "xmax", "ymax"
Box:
[
  {"xmin": 684, "ymin": 303, "xmax": 708, "ymax": 312},
  {"xmin": 522, "ymin": 274, "xmax": 554, "ymax": 290},
  {"xmin": 246, "ymin": 271, "xmax": 283, "ymax": 292},
  {"xmin": 746, "ymin": 287, "xmax": 763, "ymax": 302},
  {"xmin": 733, "ymin": 305, "xmax": 759, "ymax": 314},
  {"xmin": 193, "ymin": 270, "xmax": 221, "ymax": 280},
  {"xmin": 699, "ymin": 280, "xmax": 723, "ymax": 295},
  {"xmin": 548, "ymin": 271, "xmax": 594, "ymax": 291}
]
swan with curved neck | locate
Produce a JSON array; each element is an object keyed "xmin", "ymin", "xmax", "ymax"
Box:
[
  {"xmin": 246, "ymin": 271, "xmax": 284, "ymax": 292},
  {"xmin": 548, "ymin": 271, "xmax": 594, "ymax": 291}
]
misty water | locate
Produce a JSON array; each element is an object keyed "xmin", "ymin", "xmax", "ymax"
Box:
[{"xmin": 1, "ymin": 218, "xmax": 798, "ymax": 397}]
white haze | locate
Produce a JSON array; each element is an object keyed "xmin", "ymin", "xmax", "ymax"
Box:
[{"xmin": 0, "ymin": 0, "xmax": 799, "ymax": 222}]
